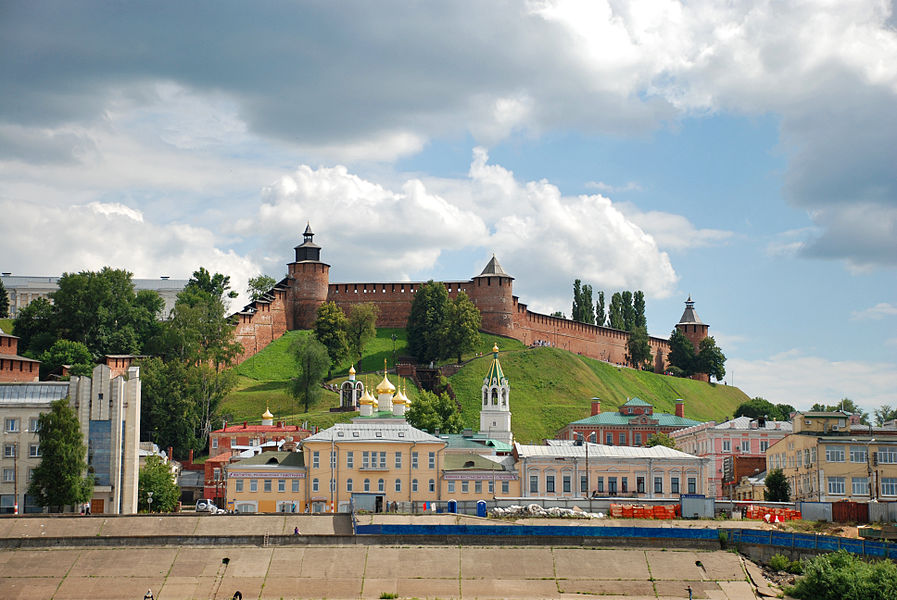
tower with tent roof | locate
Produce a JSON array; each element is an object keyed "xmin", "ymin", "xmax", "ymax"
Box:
[{"xmin": 479, "ymin": 344, "xmax": 513, "ymax": 445}]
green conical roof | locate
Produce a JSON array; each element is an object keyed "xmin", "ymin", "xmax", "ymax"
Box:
[{"xmin": 483, "ymin": 344, "xmax": 505, "ymax": 386}]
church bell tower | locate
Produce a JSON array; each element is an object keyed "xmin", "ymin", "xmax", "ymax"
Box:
[{"xmin": 479, "ymin": 344, "xmax": 513, "ymax": 445}]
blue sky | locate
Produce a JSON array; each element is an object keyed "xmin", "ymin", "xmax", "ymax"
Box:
[{"xmin": 1, "ymin": 1, "xmax": 895, "ymax": 411}]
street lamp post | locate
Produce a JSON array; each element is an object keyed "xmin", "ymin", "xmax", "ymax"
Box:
[
  {"xmin": 391, "ymin": 334, "xmax": 397, "ymax": 366},
  {"xmin": 146, "ymin": 491, "xmax": 153, "ymax": 513}
]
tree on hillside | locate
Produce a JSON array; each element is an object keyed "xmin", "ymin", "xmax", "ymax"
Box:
[
  {"xmin": 247, "ymin": 274, "xmax": 277, "ymax": 302},
  {"xmin": 39, "ymin": 339, "xmax": 94, "ymax": 379},
  {"xmin": 810, "ymin": 398, "xmax": 870, "ymax": 425},
  {"xmin": 290, "ymin": 336, "xmax": 329, "ymax": 413},
  {"xmin": 646, "ymin": 432, "xmax": 677, "ymax": 448},
  {"xmin": 181, "ymin": 267, "xmax": 238, "ymax": 303},
  {"xmin": 12, "ymin": 297, "xmax": 55, "ymax": 356},
  {"xmin": 138, "ymin": 455, "xmax": 179, "ymax": 513},
  {"xmin": 346, "ymin": 303, "xmax": 379, "ymax": 368},
  {"xmin": 595, "ymin": 291, "xmax": 605, "ymax": 326},
  {"xmin": 621, "ymin": 291, "xmax": 634, "ymax": 331},
  {"xmin": 441, "ymin": 291, "xmax": 481, "ymax": 363},
  {"xmin": 625, "ymin": 326, "xmax": 653, "ymax": 369},
  {"xmin": 667, "ymin": 328, "xmax": 698, "ymax": 376},
  {"xmin": 139, "ymin": 357, "xmax": 201, "ymax": 457},
  {"xmin": 608, "ymin": 292, "xmax": 625, "ymax": 330},
  {"xmin": 572, "ymin": 279, "xmax": 583, "ymax": 322},
  {"xmin": 736, "ymin": 398, "xmax": 778, "ymax": 420},
  {"xmin": 764, "ymin": 468, "xmax": 790, "ymax": 502},
  {"xmin": 313, "ymin": 301, "xmax": 349, "ymax": 373},
  {"xmin": 875, "ymin": 405, "xmax": 897, "ymax": 427},
  {"xmin": 581, "ymin": 284, "xmax": 595, "ymax": 324},
  {"xmin": 406, "ymin": 389, "xmax": 464, "ymax": 434},
  {"xmin": 696, "ymin": 336, "xmax": 726, "ymax": 381},
  {"xmin": 0, "ymin": 279, "xmax": 8, "ymax": 318},
  {"xmin": 407, "ymin": 280, "xmax": 449, "ymax": 363},
  {"xmin": 633, "ymin": 291, "xmax": 647, "ymax": 329},
  {"xmin": 28, "ymin": 399, "xmax": 93, "ymax": 511}
]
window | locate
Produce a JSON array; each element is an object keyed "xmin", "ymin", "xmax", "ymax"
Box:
[
  {"xmin": 379, "ymin": 451, "xmax": 387, "ymax": 469},
  {"xmin": 529, "ymin": 475, "xmax": 539, "ymax": 494},
  {"xmin": 475, "ymin": 481, "xmax": 482, "ymax": 494},
  {"xmin": 429, "ymin": 479, "xmax": 435, "ymax": 492},
  {"xmin": 852, "ymin": 477, "xmax": 869, "ymax": 496},
  {"xmin": 346, "ymin": 451, "xmax": 354, "ymax": 469},
  {"xmin": 4, "ymin": 444, "xmax": 15, "ymax": 458},
  {"xmin": 882, "ymin": 478, "xmax": 897, "ymax": 496},
  {"xmin": 654, "ymin": 477, "xmax": 663, "ymax": 494},
  {"xmin": 722, "ymin": 440, "xmax": 731, "ymax": 452},
  {"xmin": 330, "ymin": 479, "xmax": 336, "ymax": 492},
  {"xmin": 687, "ymin": 477, "xmax": 696, "ymax": 494},
  {"xmin": 825, "ymin": 446, "xmax": 845, "ymax": 462},
  {"xmin": 428, "ymin": 451, "xmax": 436, "ymax": 469},
  {"xmin": 278, "ymin": 479, "xmax": 285, "ymax": 492},
  {"xmin": 312, "ymin": 478, "xmax": 319, "ymax": 492},
  {"xmin": 29, "ymin": 418, "xmax": 39, "ymax": 432},
  {"xmin": 264, "ymin": 479, "xmax": 272, "ymax": 492},
  {"xmin": 546, "ymin": 475, "xmax": 556, "ymax": 493},
  {"xmin": 563, "ymin": 474, "xmax": 571, "ymax": 493},
  {"xmin": 850, "ymin": 446, "xmax": 867, "ymax": 463},
  {"xmin": 606, "ymin": 433, "xmax": 613, "ymax": 445},
  {"xmin": 395, "ymin": 452, "xmax": 402, "ymax": 469},
  {"xmin": 448, "ymin": 481, "xmax": 455, "ymax": 493},
  {"xmin": 618, "ymin": 433, "xmax": 626, "ymax": 445},
  {"xmin": 5, "ymin": 418, "xmax": 18, "ymax": 432},
  {"xmin": 596, "ymin": 477, "xmax": 604, "ymax": 493},
  {"xmin": 330, "ymin": 451, "xmax": 336, "ymax": 468},
  {"xmin": 213, "ymin": 468, "xmax": 221, "ymax": 481},
  {"xmin": 362, "ymin": 451, "xmax": 370, "ymax": 469},
  {"xmin": 395, "ymin": 479, "xmax": 401, "ymax": 493},
  {"xmin": 29, "ymin": 444, "xmax": 39, "ymax": 458},
  {"xmin": 312, "ymin": 451, "xmax": 320, "ymax": 468},
  {"xmin": 879, "ymin": 448, "xmax": 897, "ymax": 464},
  {"xmin": 3, "ymin": 469, "xmax": 14, "ymax": 482},
  {"xmin": 580, "ymin": 475, "xmax": 588, "ymax": 493},
  {"xmin": 364, "ymin": 478, "xmax": 370, "ymax": 492},
  {"xmin": 634, "ymin": 433, "xmax": 641, "ymax": 446},
  {"xmin": 608, "ymin": 477, "xmax": 617, "ymax": 494},
  {"xmin": 462, "ymin": 481, "xmax": 469, "ymax": 493},
  {"xmin": 488, "ymin": 480, "xmax": 494, "ymax": 494},
  {"xmin": 741, "ymin": 440, "xmax": 750, "ymax": 453},
  {"xmin": 236, "ymin": 480, "xmax": 244, "ymax": 493},
  {"xmin": 621, "ymin": 477, "xmax": 628, "ymax": 493},
  {"xmin": 760, "ymin": 440, "xmax": 769, "ymax": 452},
  {"xmin": 292, "ymin": 479, "xmax": 300, "ymax": 493},
  {"xmin": 636, "ymin": 477, "xmax": 645, "ymax": 494},
  {"xmin": 501, "ymin": 481, "xmax": 509, "ymax": 494},
  {"xmin": 412, "ymin": 479, "xmax": 418, "ymax": 492},
  {"xmin": 347, "ymin": 479, "xmax": 353, "ymax": 492},
  {"xmin": 378, "ymin": 478, "xmax": 385, "ymax": 492},
  {"xmin": 827, "ymin": 476, "xmax": 846, "ymax": 495},
  {"xmin": 671, "ymin": 477, "xmax": 680, "ymax": 494},
  {"xmin": 412, "ymin": 452, "xmax": 419, "ymax": 469},
  {"xmin": 211, "ymin": 437, "xmax": 218, "ymax": 449},
  {"xmin": 250, "ymin": 479, "xmax": 258, "ymax": 492}
]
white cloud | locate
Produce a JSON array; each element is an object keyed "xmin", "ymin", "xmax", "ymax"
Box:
[
  {"xmin": 852, "ymin": 302, "xmax": 897, "ymax": 320},
  {"xmin": 729, "ymin": 351, "xmax": 897, "ymax": 411},
  {"xmin": 615, "ymin": 202, "xmax": 734, "ymax": 251},
  {"xmin": 585, "ymin": 181, "xmax": 643, "ymax": 193}
]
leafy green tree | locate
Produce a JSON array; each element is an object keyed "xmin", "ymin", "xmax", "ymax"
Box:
[
  {"xmin": 572, "ymin": 279, "xmax": 583, "ymax": 322},
  {"xmin": 608, "ymin": 292, "xmax": 625, "ymax": 330},
  {"xmin": 633, "ymin": 291, "xmax": 647, "ymax": 329},
  {"xmin": 581, "ymin": 284, "xmax": 595, "ymax": 324},
  {"xmin": 810, "ymin": 398, "xmax": 870, "ymax": 425},
  {"xmin": 764, "ymin": 468, "xmax": 790, "ymax": 502},
  {"xmin": 39, "ymin": 339, "xmax": 94, "ymax": 379},
  {"xmin": 290, "ymin": 335, "xmax": 329, "ymax": 413},
  {"xmin": 28, "ymin": 399, "xmax": 93, "ymax": 511},
  {"xmin": 181, "ymin": 267, "xmax": 238, "ymax": 304},
  {"xmin": 313, "ymin": 301, "xmax": 349, "ymax": 371},
  {"xmin": 787, "ymin": 549, "xmax": 897, "ymax": 600},
  {"xmin": 735, "ymin": 397, "xmax": 779, "ymax": 420},
  {"xmin": 626, "ymin": 326, "xmax": 653, "ymax": 369},
  {"xmin": 621, "ymin": 291, "xmax": 634, "ymax": 331},
  {"xmin": 407, "ymin": 280, "xmax": 449, "ymax": 363},
  {"xmin": 12, "ymin": 297, "xmax": 56, "ymax": 356},
  {"xmin": 550, "ymin": 311, "xmax": 566, "ymax": 318},
  {"xmin": 646, "ymin": 432, "xmax": 677, "ymax": 448},
  {"xmin": 138, "ymin": 455, "xmax": 180, "ymax": 512},
  {"xmin": 247, "ymin": 274, "xmax": 277, "ymax": 302},
  {"xmin": 595, "ymin": 291, "xmax": 605, "ymax": 326},
  {"xmin": 776, "ymin": 404, "xmax": 796, "ymax": 420},
  {"xmin": 440, "ymin": 291, "xmax": 481, "ymax": 363},
  {"xmin": 875, "ymin": 405, "xmax": 897, "ymax": 427},
  {"xmin": 0, "ymin": 279, "xmax": 8, "ymax": 318},
  {"xmin": 696, "ymin": 336, "xmax": 726, "ymax": 381},
  {"xmin": 346, "ymin": 303, "xmax": 379, "ymax": 368},
  {"xmin": 406, "ymin": 390, "xmax": 464, "ymax": 434},
  {"xmin": 667, "ymin": 328, "xmax": 697, "ymax": 376},
  {"xmin": 139, "ymin": 357, "xmax": 200, "ymax": 457}
]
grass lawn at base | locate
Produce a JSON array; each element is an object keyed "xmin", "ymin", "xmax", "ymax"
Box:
[{"xmin": 0, "ymin": 318, "xmax": 12, "ymax": 334}]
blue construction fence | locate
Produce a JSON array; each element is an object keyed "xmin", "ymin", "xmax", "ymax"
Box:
[{"xmin": 727, "ymin": 528, "xmax": 897, "ymax": 559}]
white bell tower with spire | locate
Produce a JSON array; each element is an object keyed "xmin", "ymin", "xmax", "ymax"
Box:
[{"xmin": 479, "ymin": 344, "xmax": 512, "ymax": 445}]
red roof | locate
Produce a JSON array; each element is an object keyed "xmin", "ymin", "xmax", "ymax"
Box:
[
  {"xmin": 206, "ymin": 452, "xmax": 233, "ymax": 464},
  {"xmin": 212, "ymin": 424, "xmax": 309, "ymax": 434}
]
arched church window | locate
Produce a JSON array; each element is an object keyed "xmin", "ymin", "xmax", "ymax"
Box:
[{"xmin": 492, "ymin": 388, "xmax": 498, "ymax": 405}]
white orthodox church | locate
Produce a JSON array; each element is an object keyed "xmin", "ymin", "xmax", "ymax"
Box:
[{"xmin": 478, "ymin": 344, "xmax": 513, "ymax": 445}]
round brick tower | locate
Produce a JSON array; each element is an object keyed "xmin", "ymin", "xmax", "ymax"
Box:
[
  {"xmin": 675, "ymin": 295, "xmax": 709, "ymax": 349},
  {"xmin": 287, "ymin": 223, "xmax": 330, "ymax": 330},
  {"xmin": 468, "ymin": 255, "xmax": 515, "ymax": 338}
]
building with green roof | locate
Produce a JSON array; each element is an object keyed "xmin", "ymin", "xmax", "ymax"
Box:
[{"xmin": 556, "ymin": 397, "xmax": 701, "ymax": 447}]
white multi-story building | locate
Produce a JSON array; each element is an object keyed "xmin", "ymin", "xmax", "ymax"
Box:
[{"xmin": 671, "ymin": 416, "xmax": 792, "ymax": 499}]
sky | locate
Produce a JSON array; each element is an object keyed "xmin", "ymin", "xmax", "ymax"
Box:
[{"xmin": 1, "ymin": 1, "xmax": 895, "ymax": 413}]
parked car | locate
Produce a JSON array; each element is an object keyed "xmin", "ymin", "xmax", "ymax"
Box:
[{"xmin": 195, "ymin": 499, "xmax": 223, "ymax": 514}]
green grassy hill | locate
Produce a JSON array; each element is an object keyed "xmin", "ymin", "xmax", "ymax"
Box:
[
  {"xmin": 220, "ymin": 329, "xmax": 749, "ymax": 442},
  {"xmin": 0, "ymin": 319, "xmax": 12, "ymax": 334}
]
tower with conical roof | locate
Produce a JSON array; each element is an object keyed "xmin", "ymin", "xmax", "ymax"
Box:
[
  {"xmin": 286, "ymin": 223, "xmax": 330, "ymax": 329},
  {"xmin": 479, "ymin": 344, "xmax": 513, "ymax": 444},
  {"xmin": 468, "ymin": 254, "xmax": 515, "ymax": 338},
  {"xmin": 675, "ymin": 296, "xmax": 709, "ymax": 351}
]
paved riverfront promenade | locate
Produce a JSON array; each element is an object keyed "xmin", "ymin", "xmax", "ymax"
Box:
[{"xmin": 0, "ymin": 514, "xmax": 776, "ymax": 599}]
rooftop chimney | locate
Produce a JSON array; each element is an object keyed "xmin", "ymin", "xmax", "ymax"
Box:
[
  {"xmin": 591, "ymin": 398, "xmax": 601, "ymax": 416},
  {"xmin": 675, "ymin": 400, "xmax": 685, "ymax": 418}
]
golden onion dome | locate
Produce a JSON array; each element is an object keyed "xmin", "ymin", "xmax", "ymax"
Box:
[
  {"xmin": 349, "ymin": 365, "xmax": 356, "ymax": 375},
  {"xmin": 262, "ymin": 407, "xmax": 274, "ymax": 420},
  {"xmin": 493, "ymin": 343, "xmax": 499, "ymax": 354},
  {"xmin": 376, "ymin": 366, "xmax": 396, "ymax": 394},
  {"xmin": 359, "ymin": 389, "xmax": 375, "ymax": 405}
]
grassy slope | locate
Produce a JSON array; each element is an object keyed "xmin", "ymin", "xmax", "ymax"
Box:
[
  {"xmin": 221, "ymin": 329, "xmax": 748, "ymax": 443},
  {"xmin": 0, "ymin": 319, "xmax": 12, "ymax": 334}
]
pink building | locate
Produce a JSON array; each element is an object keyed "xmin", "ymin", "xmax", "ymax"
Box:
[{"xmin": 671, "ymin": 416, "xmax": 792, "ymax": 499}]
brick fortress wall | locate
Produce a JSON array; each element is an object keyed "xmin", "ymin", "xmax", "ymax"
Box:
[{"xmin": 229, "ymin": 227, "xmax": 704, "ymax": 375}]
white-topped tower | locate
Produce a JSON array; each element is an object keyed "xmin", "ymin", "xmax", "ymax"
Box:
[
  {"xmin": 375, "ymin": 359, "xmax": 396, "ymax": 413},
  {"xmin": 479, "ymin": 344, "xmax": 513, "ymax": 445},
  {"xmin": 262, "ymin": 406, "xmax": 274, "ymax": 426}
]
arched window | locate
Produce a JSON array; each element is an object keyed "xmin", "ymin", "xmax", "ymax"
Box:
[
  {"xmin": 395, "ymin": 479, "xmax": 402, "ymax": 492},
  {"xmin": 378, "ymin": 478, "xmax": 385, "ymax": 492},
  {"xmin": 312, "ymin": 478, "xmax": 319, "ymax": 492},
  {"xmin": 492, "ymin": 388, "xmax": 498, "ymax": 405},
  {"xmin": 347, "ymin": 478, "xmax": 353, "ymax": 492},
  {"xmin": 428, "ymin": 479, "xmax": 435, "ymax": 492},
  {"xmin": 364, "ymin": 478, "xmax": 370, "ymax": 492},
  {"xmin": 412, "ymin": 478, "xmax": 419, "ymax": 492}
]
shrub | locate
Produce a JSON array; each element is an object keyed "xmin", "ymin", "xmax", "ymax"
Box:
[
  {"xmin": 768, "ymin": 553, "xmax": 790, "ymax": 572},
  {"xmin": 379, "ymin": 594, "xmax": 398, "ymax": 599},
  {"xmin": 787, "ymin": 549, "xmax": 897, "ymax": 600}
]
